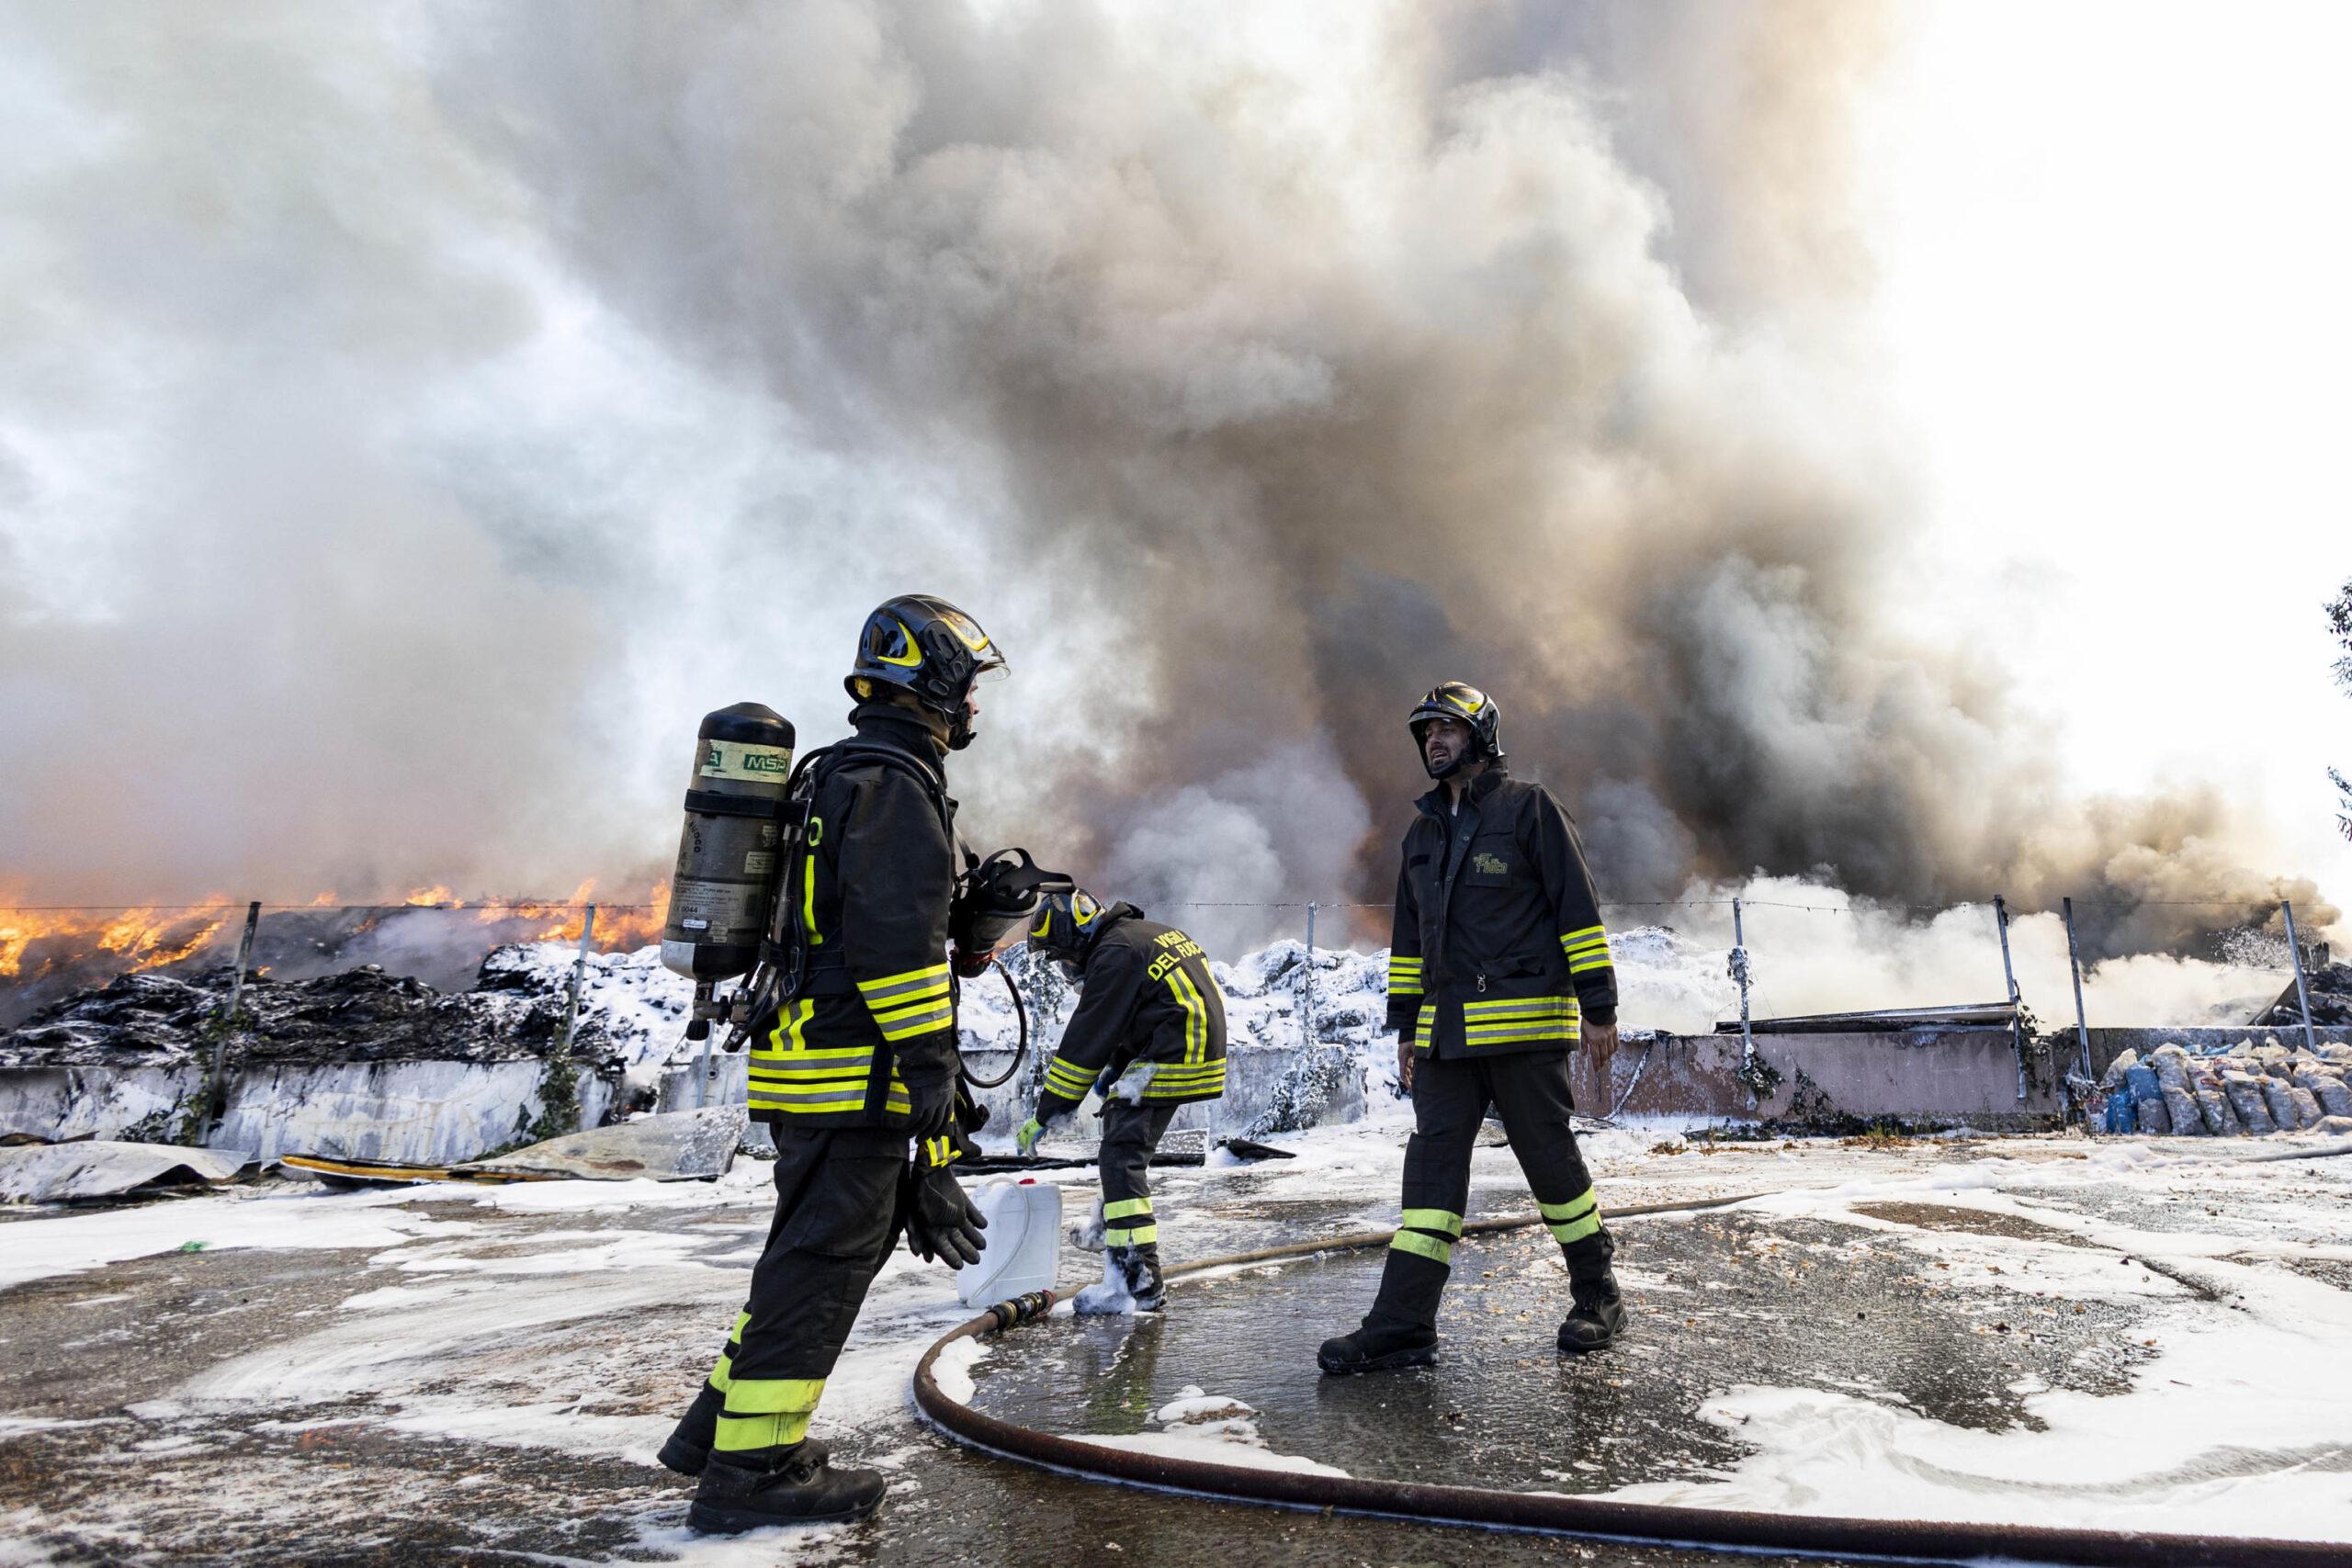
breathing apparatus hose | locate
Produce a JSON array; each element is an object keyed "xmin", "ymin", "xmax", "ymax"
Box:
[
  {"xmin": 911, "ymin": 1191, "xmax": 2337, "ymax": 1567},
  {"xmin": 957, "ymin": 956, "xmax": 1030, "ymax": 1091}
]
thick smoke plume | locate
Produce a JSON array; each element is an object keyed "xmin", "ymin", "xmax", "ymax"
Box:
[{"xmin": 0, "ymin": 2, "xmax": 2334, "ymax": 973}]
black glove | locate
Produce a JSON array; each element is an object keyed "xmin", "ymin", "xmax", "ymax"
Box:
[
  {"xmin": 901, "ymin": 1163, "xmax": 988, "ymax": 1268},
  {"xmin": 904, "ymin": 1073, "xmax": 956, "ymax": 1138}
]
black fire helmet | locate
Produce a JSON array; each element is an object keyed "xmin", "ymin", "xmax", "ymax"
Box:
[
  {"xmin": 1408, "ymin": 682, "xmax": 1502, "ymax": 779},
  {"xmin": 1027, "ymin": 888, "xmax": 1108, "ymax": 968},
  {"xmin": 845, "ymin": 593, "xmax": 1008, "ymax": 750}
]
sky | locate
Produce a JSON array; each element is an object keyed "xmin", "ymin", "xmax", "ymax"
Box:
[
  {"xmin": 1869, "ymin": 1, "xmax": 2352, "ymax": 916},
  {"xmin": 0, "ymin": 0, "xmax": 2346, "ymax": 959}
]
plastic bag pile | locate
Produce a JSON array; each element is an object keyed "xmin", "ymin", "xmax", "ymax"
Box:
[{"xmin": 2099, "ymin": 1039, "xmax": 2352, "ymax": 1135}]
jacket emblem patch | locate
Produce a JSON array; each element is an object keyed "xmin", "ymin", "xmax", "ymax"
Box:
[{"xmin": 1472, "ymin": 852, "xmax": 1510, "ymax": 875}]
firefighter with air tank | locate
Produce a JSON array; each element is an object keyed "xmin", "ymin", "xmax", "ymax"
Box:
[
  {"xmin": 658, "ymin": 594, "xmax": 1012, "ymax": 1532},
  {"xmin": 1319, "ymin": 681, "xmax": 1629, "ymax": 1373},
  {"xmin": 1012, "ymin": 890, "xmax": 1228, "ymax": 1312}
]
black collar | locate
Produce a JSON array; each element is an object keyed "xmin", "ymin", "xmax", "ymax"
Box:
[
  {"xmin": 1416, "ymin": 761, "xmax": 1509, "ymax": 820},
  {"xmin": 848, "ymin": 704, "xmax": 948, "ymax": 773}
]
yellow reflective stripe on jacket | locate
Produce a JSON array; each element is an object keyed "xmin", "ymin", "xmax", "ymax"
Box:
[
  {"xmin": 874, "ymin": 998, "xmax": 954, "ymax": 1042},
  {"xmin": 922, "ymin": 1134, "xmax": 957, "ymax": 1168},
  {"xmin": 1399, "ymin": 1207, "xmax": 1463, "ymax": 1236},
  {"xmin": 1165, "ymin": 967, "xmax": 1211, "ymax": 1065},
  {"xmin": 857, "ymin": 963, "xmax": 952, "ymax": 1005},
  {"xmin": 1560, "ymin": 925, "xmax": 1611, "ymax": 973},
  {"xmin": 1387, "ymin": 955, "xmax": 1423, "ymax": 996},
  {"xmin": 1043, "ymin": 1057, "xmax": 1097, "ymax": 1096},
  {"xmin": 1141, "ymin": 1063, "xmax": 1226, "ymax": 1100},
  {"xmin": 1457, "ymin": 995, "xmax": 1580, "ymax": 1047},
  {"xmin": 752, "ymin": 1003, "xmax": 871, "ymax": 1115}
]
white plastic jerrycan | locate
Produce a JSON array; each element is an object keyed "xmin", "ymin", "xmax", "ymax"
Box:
[{"xmin": 955, "ymin": 1178, "xmax": 1063, "ymax": 1307}]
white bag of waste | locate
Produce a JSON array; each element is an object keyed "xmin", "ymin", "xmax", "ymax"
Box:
[
  {"xmin": 956, "ymin": 1179, "xmax": 1063, "ymax": 1308},
  {"xmin": 2259, "ymin": 1077, "xmax": 2303, "ymax": 1132},
  {"xmin": 2193, "ymin": 1080, "xmax": 2239, "ymax": 1135},
  {"xmin": 2222, "ymin": 1073, "xmax": 2277, "ymax": 1134},
  {"xmin": 2135, "ymin": 1096, "xmax": 2171, "ymax": 1135},
  {"xmin": 2289, "ymin": 1087, "xmax": 2324, "ymax": 1129},
  {"xmin": 2162, "ymin": 1085, "xmax": 2204, "ymax": 1134},
  {"xmin": 2151, "ymin": 1045, "xmax": 2193, "ymax": 1091},
  {"xmin": 2297, "ymin": 1070, "xmax": 2352, "ymax": 1119},
  {"xmin": 2101, "ymin": 1048, "xmax": 2141, "ymax": 1090}
]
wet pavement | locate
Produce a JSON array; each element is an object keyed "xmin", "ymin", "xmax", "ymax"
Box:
[
  {"xmin": 3, "ymin": 1130, "xmax": 2345, "ymax": 1565},
  {"xmin": 970, "ymin": 1209, "xmax": 2152, "ymax": 1496}
]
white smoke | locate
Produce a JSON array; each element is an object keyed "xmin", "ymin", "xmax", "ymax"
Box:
[
  {"xmin": 1615, "ymin": 875, "xmax": 2288, "ymax": 1036},
  {"xmin": 0, "ymin": 1, "xmax": 2335, "ymax": 978}
]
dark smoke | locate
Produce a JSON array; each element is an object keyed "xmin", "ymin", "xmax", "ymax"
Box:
[{"xmin": 0, "ymin": 2, "xmax": 2332, "ymax": 965}]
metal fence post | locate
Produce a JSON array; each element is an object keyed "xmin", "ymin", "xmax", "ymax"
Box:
[
  {"xmin": 2283, "ymin": 899, "xmax": 2318, "ymax": 1052},
  {"xmin": 563, "ymin": 904, "xmax": 596, "ymax": 1049},
  {"xmin": 198, "ymin": 899, "xmax": 262, "ymax": 1145},
  {"xmin": 1730, "ymin": 897, "xmax": 1755, "ymax": 1101},
  {"xmin": 1303, "ymin": 901, "xmax": 1317, "ymax": 1049},
  {"xmin": 1994, "ymin": 895, "xmax": 2026, "ymax": 1101},
  {"xmin": 2062, "ymin": 897, "xmax": 2092, "ymax": 1081}
]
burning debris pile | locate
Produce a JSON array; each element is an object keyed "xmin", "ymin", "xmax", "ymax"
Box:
[
  {"xmin": 2252, "ymin": 960, "xmax": 2352, "ymax": 1029},
  {"xmin": 0, "ymin": 895, "xmax": 666, "ymax": 1028},
  {"xmin": 2099, "ymin": 1039, "xmax": 2352, "ymax": 1135},
  {"xmin": 2, "ymin": 962, "xmax": 614, "ymax": 1069},
  {"xmin": 0, "ymin": 947, "xmax": 668, "ymax": 1163}
]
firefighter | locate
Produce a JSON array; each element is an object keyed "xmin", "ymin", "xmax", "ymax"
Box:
[
  {"xmin": 1012, "ymin": 891, "xmax": 1227, "ymax": 1313},
  {"xmin": 1318, "ymin": 682, "xmax": 1627, "ymax": 1374},
  {"xmin": 662, "ymin": 594, "xmax": 1005, "ymax": 1532}
]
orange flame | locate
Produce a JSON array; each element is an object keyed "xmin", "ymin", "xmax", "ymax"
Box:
[
  {"xmin": 0, "ymin": 880, "xmax": 674, "ymax": 987},
  {"xmin": 0, "ymin": 896, "xmax": 232, "ymax": 980}
]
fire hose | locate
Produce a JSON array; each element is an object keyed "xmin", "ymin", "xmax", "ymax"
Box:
[
  {"xmin": 956, "ymin": 956, "xmax": 1030, "ymax": 1091},
  {"xmin": 911, "ymin": 1192, "xmax": 2339, "ymax": 1568}
]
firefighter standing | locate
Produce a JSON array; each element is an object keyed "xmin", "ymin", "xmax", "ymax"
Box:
[
  {"xmin": 1319, "ymin": 682, "xmax": 1628, "ymax": 1374},
  {"xmin": 1013, "ymin": 892, "xmax": 1227, "ymax": 1313},
  {"xmin": 662, "ymin": 595, "xmax": 1006, "ymax": 1532}
]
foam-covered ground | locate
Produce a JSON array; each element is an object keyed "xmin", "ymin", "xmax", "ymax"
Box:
[{"xmin": 3, "ymin": 1122, "xmax": 2348, "ymax": 1564}]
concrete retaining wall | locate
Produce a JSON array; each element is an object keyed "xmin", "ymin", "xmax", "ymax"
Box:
[
  {"xmin": 1585, "ymin": 1029, "xmax": 2066, "ymax": 1130},
  {"xmin": 0, "ymin": 1021, "xmax": 2090, "ymax": 1165},
  {"xmin": 0, "ymin": 1058, "xmax": 612, "ymax": 1167}
]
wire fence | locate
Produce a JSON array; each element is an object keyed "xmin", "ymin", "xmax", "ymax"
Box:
[{"xmin": 2, "ymin": 890, "xmax": 2335, "ymax": 1056}]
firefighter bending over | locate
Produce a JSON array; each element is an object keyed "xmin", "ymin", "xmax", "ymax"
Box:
[
  {"xmin": 662, "ymin": 595, "xmax": 1005, "ymax": 1532},
  {"xmin": 1014, "ymin": 892, "xmax": 1227, "ymax": 1313},
  {"xmin": 1319, "ymin": 682, "xmax": 1628, "ymax": 1374}
]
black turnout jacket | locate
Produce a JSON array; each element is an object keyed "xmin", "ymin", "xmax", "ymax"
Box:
[
  {"xmin": 1384, "ymin": 764, "xmax": 1617, "ymax": 1058},
  {"xmin": 747, "ymin": 705, "xmax": 961, "ymax": 1128},
  {"xmin": 1035, "ymin": 906, "xmax": 1228, "ymax": 1122}
]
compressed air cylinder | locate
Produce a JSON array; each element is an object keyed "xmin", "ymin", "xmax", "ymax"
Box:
[{"xmin": 660, "ymin": 703, "xmax": 796, "ymax": 981}]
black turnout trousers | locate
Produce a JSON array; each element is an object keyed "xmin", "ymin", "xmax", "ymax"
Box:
[
  {"xmin": 1098, "ymin": 1100, "xmax": 1177, "ymax": 1249},
  {"xmin": 682, "ymin": 1123, "xmax": 905, "ymax": 1460},
  {"xmin": 1366, "ymin": 1049, "xmax": 1611, "ymax": 1333}
]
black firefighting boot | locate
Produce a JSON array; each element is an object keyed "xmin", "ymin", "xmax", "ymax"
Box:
[
  {"xmin": 658, "ymin": 1384, "xmax": 827, "ymax": 1478},
  {"xmin": 686, "ymin": 1444, "xmax": 885, "ymax": 1533},
  {"xmin": 1318, "ymin": 1246, "xmax": 1445, "ymax": 1374},
  {"xmin": 1075, "ymin": 1244, "xmax": 1166, "ymax": 1314},
  {"xmin": 1317, "ymin": 1316, "xmax": 1439, "ymax": 1374},
  {"xmin": 1556, "ymin": 1228, "xmax": 1625, "ymax": 1355}
]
